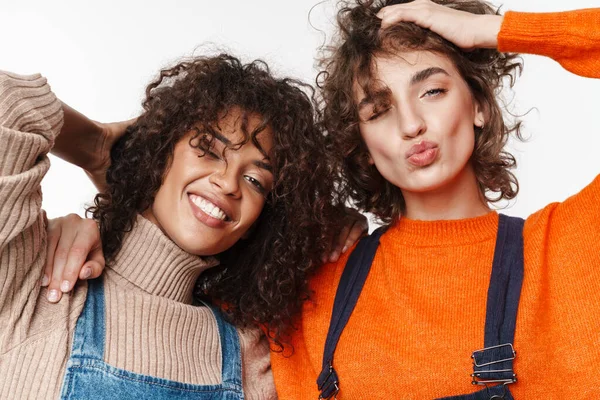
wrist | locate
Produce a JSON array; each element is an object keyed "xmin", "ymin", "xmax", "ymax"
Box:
[
  {"xmin": 478, "ymin": 15, "xmax": 503, "ymax": 48},
  {"xmin": 53, "ymin": 102, "xmax": 108, "ymax": 171}
]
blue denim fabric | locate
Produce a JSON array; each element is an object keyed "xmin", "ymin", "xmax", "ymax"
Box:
[{"xmin": 60, "ymin": 278, "xmax": 244, "ymax": 400}]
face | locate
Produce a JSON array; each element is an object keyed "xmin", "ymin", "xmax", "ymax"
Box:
[
  {"xmin": 356, "ymin": 51, "xmax": 484, "ymax": 195},
  {"xmin": 144, "ymin": 107, "xmax": 274, "ymax": 256}
]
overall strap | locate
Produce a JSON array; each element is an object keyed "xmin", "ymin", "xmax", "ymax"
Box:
[
  {"xmin": 69, "ymin": 277, "xmax": 106, "ymax": 360},
  {"xmin": 317, "ymin": 226, "xmax": 387, "ymax": 399},
  {"xmin": 471, "ymin": 214, "xmax": 525, "ymax": 387},
  {"xmin": 207, "ymin": 304, "xmax": 243, "ymax": 389}
]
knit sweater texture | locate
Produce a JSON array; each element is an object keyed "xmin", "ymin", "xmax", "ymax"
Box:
[
  {"xmin": 0, "ymin": 72, "xmax": 275, "ymax": 399},
  {"xmin": 271, "ymin": 9, "xmax": 600, "ymax": 399}
]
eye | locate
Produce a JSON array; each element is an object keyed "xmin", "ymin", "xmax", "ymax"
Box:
[
  {"xmin": 205, "ymin": 150, "xmax": 221, "ymax": 159},
  {"xmin": 244, "ymin": 175, "xmax": 266, "ymax": 193},
  {"xmin": 366, "ymin": 107, "xmax": 391, "ymax": 121},
  {"xmin": 422, "ymin": 88, "xmax": 447, "ymax": 98}
]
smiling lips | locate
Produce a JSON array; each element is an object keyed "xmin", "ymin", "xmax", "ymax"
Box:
[
  {"xmin": 406, "ymin": 141, "xmax": 439, "ymax": 167},
  {"xmin": 188, "ymin": 193, "xmax": 231, "ymax": 228}
]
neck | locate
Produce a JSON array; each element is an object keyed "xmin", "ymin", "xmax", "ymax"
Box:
[{"xmin": 402, "ymin": 164, "xmax": 490, "ymax": 221}]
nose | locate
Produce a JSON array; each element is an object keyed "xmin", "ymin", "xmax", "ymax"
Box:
[
  {"xmin": 397, "ymin": 103, "xmax": 426, "ymax": 139},
  {"xmin": 209, "ymin": 163, "xmax": 241, "ymax": 198}
]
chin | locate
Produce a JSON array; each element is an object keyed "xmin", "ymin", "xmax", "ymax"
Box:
[{"xmin": 391, "ymin": 170, "xmax": 447, "ymax": 194}]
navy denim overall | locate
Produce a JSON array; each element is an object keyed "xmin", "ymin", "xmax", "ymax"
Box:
[
  {"xmin": 60, "ymin": 278, "xmax": 244, "ymax": 400},
  {"xmin": 317, "ymin": 214, "xmax": 524, "ymax": 400}
]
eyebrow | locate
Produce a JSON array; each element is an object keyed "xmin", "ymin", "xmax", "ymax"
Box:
[
  {"xmin": 212, "ymin": 130, "xmax": 232, "ymax": 146},
  {"xmin": 254, "ymin": 160, "xmax": 272, "ymax": 172},
  {"xmin": 410, "ymin": 67, "xmax": 450, "ymax": 85},
  {"xmin": 358, "ymin": 89, "xmax": 391, "ymax": 111},
  {"xmin": 357, "ymin": 67, "xmax": 450, "ymax": 111},
  {"xmin": 211, "ymin": 130, "xmax": 273, "ymax": 172}
]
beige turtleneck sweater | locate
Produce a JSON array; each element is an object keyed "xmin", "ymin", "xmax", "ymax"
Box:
[{"xmin": 0, "ymin": 71, "xmax": 275, "ymax": 399}]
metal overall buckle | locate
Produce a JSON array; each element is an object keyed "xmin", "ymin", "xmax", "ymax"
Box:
[
  {"xmin": 317, "ymin": 362, "xmax": 340, "ymax": 400},
  {"xmin": 471, "ymin": 343, "xmax": 517, "ymax": 399}
]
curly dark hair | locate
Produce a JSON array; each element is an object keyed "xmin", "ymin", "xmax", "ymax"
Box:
[
  {"xmin": 319, "ymin": 0, "xmax": 523, "ymax": 223},
  {"xmin": 88, "ymin": 54, "xmax": 345, "ymax": 346}
]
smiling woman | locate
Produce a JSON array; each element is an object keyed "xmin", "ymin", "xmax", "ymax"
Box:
[
  {"xmin": 127, "ymin": 108, "xmax": 274, "ymax": 257},
  {"xmin": 0, "ymin": 54, "xmax": 348, "ymax": 399}
]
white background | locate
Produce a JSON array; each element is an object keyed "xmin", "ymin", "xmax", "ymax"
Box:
[{"xmin": 1, "ymin": 0, "xmax": 599, "ymax": 223}]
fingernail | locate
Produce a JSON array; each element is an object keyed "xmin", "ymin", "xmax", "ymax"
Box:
[
  {"xmin": 60, "ymin": 280, "xmax": 70, "ymax": 293},
  {"xmin": 342, "ymin": 246, "xmax": 348, "ymax": 254},
  {"xmin": 329, "ymin": 251, "xmax": 339, "ymax": 262},
  {"xmin": 41, "ymin": 274, "xmax": 49, "ymax": 286},
  {"xmin": 81, "ymin": 267, "xmax": 92, "ymax": 279},
  {"xmin": 47, "ymin": 289, "xmax": 60, "ymax": 303}
]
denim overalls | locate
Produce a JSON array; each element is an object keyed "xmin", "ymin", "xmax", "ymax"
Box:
[
  {"xmin": 317, "ymin": 214, "xmax": 524, "ymax": 400},
  {"xmin": 60, "ymin": 278, "xmax": 245, "ymax": 400}
]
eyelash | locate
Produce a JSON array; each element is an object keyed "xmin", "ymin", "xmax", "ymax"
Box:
[
  {"xmin": 199, "ymin": 148, "xmax": 268, "ymax": 194},
  {"xmin": 244, "ymin": 175, "xmax": 265, "ymax": 193},
  {"xmin": 366, "ymin": 88, "xmax": 448, "ymax": 120},
  {"xmin": 367, "ymin": 107, "xmax": 391, "ymax": 121},
  {"xmin": 423, "ymin": 88, "xmax": 447, "ymax": 97},
  {"xmin": 205, "ymin": 150, "xmax": 221, "ymax": 160}
]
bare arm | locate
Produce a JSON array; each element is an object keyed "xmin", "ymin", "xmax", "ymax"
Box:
[
  {"xmin": 378, "ymin": 0, "xmax": 600, "ymax": 78},
  {"xmin": 51, "ymin": 103, "xmax": 132, "ymax": 190}
]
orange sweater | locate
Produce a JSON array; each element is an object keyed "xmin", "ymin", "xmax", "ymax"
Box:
[{"xmin": 272, "ymin": 10, "xmax": 600, "ymax": 399}]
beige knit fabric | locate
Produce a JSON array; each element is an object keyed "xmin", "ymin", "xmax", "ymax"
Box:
[{"xmin": 0, "ymin": 71, "xmax": 275, "ymax": 399}]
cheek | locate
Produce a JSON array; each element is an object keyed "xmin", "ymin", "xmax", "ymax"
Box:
[
  {"xmin": 240, "ymin": 194, "xmax": 266, "ymax": 227},
  {"xmin": 361, "ymin": 124, "xmax": 397, "ymax": 162}
]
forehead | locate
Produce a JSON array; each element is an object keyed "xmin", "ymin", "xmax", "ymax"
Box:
[{"xmin": 214, "ymin": 107, "xmax": 273, "ymax": 151}]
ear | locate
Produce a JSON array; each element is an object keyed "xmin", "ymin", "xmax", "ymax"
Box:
[
  {"xmin": 473, "ymin": 101, "xmax": 486, "ymax": 128},
  {"xmin": 367, "ymin": 153, "xmax": 375, "ymax": 165}
]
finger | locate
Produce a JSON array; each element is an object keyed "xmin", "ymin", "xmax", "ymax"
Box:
[
  {"xmin": 47, "ymin": 236, "xmax": 75, "ymax": 303},
  {"xmin": 342, "ymin": 219, "xmax": 369, "ymax": 253},
  {"xmin": 47, "ymin": 215, "xmax": 80, "ymax": 303},
  {"xmin": 381, "ymin": 9, "xmax": 419, "ymax": 30},
  {"xmin": 321, "ymin": 235, "xmax": 335, "ymax": 264},
  {"xmin": 79, "ymin": 246, "xmax": 105, "ymax": 281},
  {"xmin": 61, "ymin": 219, "xmax": 101, "ymax": 292},
  {"xmin": 43, "ymin": 218, "xmax": 62, "ymax": 287},
  {"xmin": 79, "ymin": 260, "xmax": 103, "ymax": 280},
  {"xmin": 329, "ymin": 223, "xmax": 352, "ymax": 263},
  {"xmin": 377, "ymin": 2, "xmax": 431, "ymax": 30}
]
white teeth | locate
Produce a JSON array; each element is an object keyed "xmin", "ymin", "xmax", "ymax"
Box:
[{"xmin": 190, "ymin": 195, "xmax": 227, "ymax": 221}]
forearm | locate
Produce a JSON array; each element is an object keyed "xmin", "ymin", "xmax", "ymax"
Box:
[
  {"xmin": 52, "ymin": 101, "xmax": 105, "ymax": 173},
  {"xmin": 0, "ymin": 71, "xmax": 59, "ymax": 317},
  {"xmin": 498, "ymin": 9, "xmax": 600, "ymax": 78}
]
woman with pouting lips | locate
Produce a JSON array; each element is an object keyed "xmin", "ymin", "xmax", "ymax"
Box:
[
  {"xmin": 0, "ymin": 54, "xmax": 367, "ymax": 399},
  {"xmin": 269, "ymin": 0, "xmax": 600, "ymax": 399}
]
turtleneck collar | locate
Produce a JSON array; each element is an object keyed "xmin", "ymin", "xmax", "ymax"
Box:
[{"xmin": 107, "ymin": 215, "xmax": 219, "ymax": 304}]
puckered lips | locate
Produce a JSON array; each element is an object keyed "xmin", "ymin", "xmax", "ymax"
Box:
[
  {"xmin": 188, "ymin": 192, "xmax": 233, "ymax": 228},
  {"xmin": 406, "ymin": 140, "xmax": 439, "ymax": 167}
]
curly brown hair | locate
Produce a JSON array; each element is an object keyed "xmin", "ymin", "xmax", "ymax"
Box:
[
  {"xmin": 319, "ymin": 0, "xmax": 523, "ymax": 223},
  {"xmin": 88, "ymin": 54, "xmax": 344, "ymax": 346}
]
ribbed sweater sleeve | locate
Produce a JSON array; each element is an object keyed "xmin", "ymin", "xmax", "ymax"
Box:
[
  {"xmin": 499, "ymin": 10, "xmax": 600, "ymax": 78},
  {"xmin": 0, "ymin": 71, "xmax": 63, "ymax": 343}
]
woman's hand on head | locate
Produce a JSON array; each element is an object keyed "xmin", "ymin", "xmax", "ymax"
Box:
[
  {"xmin": 324, "ymin": 208, "xmax": 369, "ymax": 263},
  {"xmin": 377, "ymin": 0, "xmax": 503, "ymax": 50},
  {"xmin": 42, "ymin": 214, "xmax": 105, "ymax": 303},
  {"xmin": 53, "ymin": 102, "xmax": 136, "ymax": 191},
  {"xmin": 86, "ymin": 119, "xmax": 136, "ymax": 191}
]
